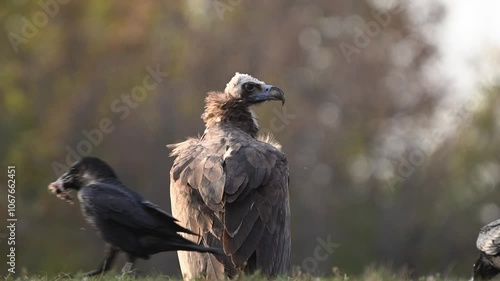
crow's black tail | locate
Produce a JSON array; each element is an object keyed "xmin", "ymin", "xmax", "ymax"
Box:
[{"xmin": 170, "ymin": 235, "xmax": 224, "ymax": 255}]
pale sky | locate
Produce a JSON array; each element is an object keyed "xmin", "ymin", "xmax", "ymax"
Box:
[
  {"xmin": 373, "ymin": 0, "xmax": 500, "ymax": 181},
  {"xmin": 428, "ymin": 0, "xmax": 500, "ymax": 104}
]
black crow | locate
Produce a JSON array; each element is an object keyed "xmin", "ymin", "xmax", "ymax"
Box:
[
  {"xmin": 473, "ymin": 219, "xmax": 500, "ymax": 280},
  {"xmin": 48, "ymin": 156, "xmax": 221, "ymax": 277},
  {"xmin": 168, "ymin": 73, "xmax": 290, "ymax": 279}
]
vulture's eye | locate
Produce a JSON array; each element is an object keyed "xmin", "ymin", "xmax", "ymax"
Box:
[{"xmin": 244, "ymin": 83, "xmax": 255, "ymax": 92}]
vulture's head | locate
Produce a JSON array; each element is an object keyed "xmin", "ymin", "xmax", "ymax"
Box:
[
  {"xmin": 202, "ymin": 73, "xmax": 285, "ymax": 136},
  {"xmin": 223, "ymin": 73, "xmax": 285, "ymax": 106},
  {"xmin": 48, "ymin": 157, "xmax": 117, "ymax": 202}
]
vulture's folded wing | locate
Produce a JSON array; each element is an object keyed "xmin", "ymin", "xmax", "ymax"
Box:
[
  {"xmin": 477, "ymin": 219, "xmax": 500, "ymax": 255},
  {"xmin": 170, "ymin": 135, "xmax": 290, "ymax": 273},
  {"xmin": 222, "ymin": 142, "xmax": 290, "ymax": 271},
  {"xmin": 170, "ymin": 139, "xmax": 225, "ymax": 239}
]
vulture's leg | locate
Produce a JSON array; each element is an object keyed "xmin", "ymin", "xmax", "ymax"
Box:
[
  {"xmin": 83, "ymin": 244, "xmax": 119, "ymax": 277},
  {"xmin": 121, "ymin": 254, "xmax": 136, "ymax": 274}
]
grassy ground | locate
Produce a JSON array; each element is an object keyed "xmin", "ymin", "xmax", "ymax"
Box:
[{"xmin": 3, "ymin": 267, "xmax": 475, "ymax": 281}]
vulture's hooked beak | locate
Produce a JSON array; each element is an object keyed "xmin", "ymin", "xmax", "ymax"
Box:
[{"xmin": 249, "ymin": 85, "xmax": 285, "ymax": 105}]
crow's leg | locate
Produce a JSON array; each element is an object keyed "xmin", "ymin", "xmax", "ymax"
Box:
[
  {"xmin": 83, "ymin": 244, "xmax": 119, "ymax": 277},
  {"xmin": 121, "ymin": 254, "xmax": 136, "ymax": 274}
]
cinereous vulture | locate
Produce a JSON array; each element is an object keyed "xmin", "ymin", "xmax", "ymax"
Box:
[
  {"xmin": 168, "ymin": 73, "xmax": 291, "ymax": 279},
  {"xmin": 48, "ymin": 157, "xmax": 221, "ymax": 277},
  {"xmin": 472, "ymin": 218, "xmax": 500, "ymax": 280}
]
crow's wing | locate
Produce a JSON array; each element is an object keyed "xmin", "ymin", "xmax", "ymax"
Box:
[
  {"xmin": 82, "ymin": 183, "xmax": 189, "ymax": 235},
  {"xmin": 170, "ymin": 131, "xmax": 291, "ymax": 274},
  {"xmin": 477, "ymin": 219, "xmax": 500, "ymax": 255},
  {"xmin": 142, "ymin": 200, "xmax": 198, "ymax": 235}
]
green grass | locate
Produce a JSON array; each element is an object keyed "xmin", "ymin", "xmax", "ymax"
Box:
[{"xmin": 2, "ymin": 267, "xmax": 474, "ymax": 281}]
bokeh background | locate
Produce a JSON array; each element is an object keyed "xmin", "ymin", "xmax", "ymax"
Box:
[{"xmin": 1, "ymin": 0, "xmax": 500, "ymax": 278}]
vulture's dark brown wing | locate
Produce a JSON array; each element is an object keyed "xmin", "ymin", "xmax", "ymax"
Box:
[
  {"xmin": 477, "ymin": 219, "xmax": 500, "ymax": 255},
  {"xmin": 170, "ymin": 130, "xmax": 290, "ymax": 275}
]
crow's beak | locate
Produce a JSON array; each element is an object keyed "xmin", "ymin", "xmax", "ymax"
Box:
[
  {"xmin": 249, "ymin": 85, "xmax": 285, "ymax": 105},
  {"xmin": 48, "ymin": 177, "xmax": 74, "ymax": 204},
  {"xmin": 48, "ymin": 178, "xmax": 65, "ymax": 195}
]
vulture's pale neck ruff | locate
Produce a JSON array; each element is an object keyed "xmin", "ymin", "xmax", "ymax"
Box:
[{"xmin": 201, "ymin": 73, "xmax": 285, "ymax": 138}]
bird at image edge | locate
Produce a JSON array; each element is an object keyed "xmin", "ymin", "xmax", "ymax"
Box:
[
  {"xmin": 472, "ymin": 218, "xmax": 500, "ymax": 280},
  {"xmin": 168, "ymin": 73, "xmax": 291, "ymax": 279}
]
